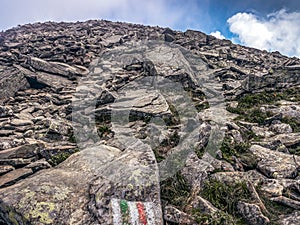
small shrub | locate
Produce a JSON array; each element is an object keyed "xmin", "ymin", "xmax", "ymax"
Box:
[
  {"xmin": 97, "ymin": 125, "xmax": 111, "ymax": 138},
  {"xmin": 201, "ymin": 180, "xmax": 251, "ymax": 216},
  {"xmin": 48, "ymin": 148, "xmax": 79, "ymax": 166},
  {"xmin": 160, "ymin": 172, "xmax": 191, "ymax": 209},
  {"xmin": 220, "ymin": 137, "xmax": 250, "ymax": 162}
]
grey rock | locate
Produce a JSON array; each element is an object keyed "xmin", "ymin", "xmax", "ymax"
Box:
[
  {"xmin": 25, "ymin": 159, "xmax": 51, "ymax": 172},
  {"xmin": 269, "ymin": 122, "xmax": 293, "ymax": 134},
  {"xmin": 0, "ymin": 143, "xmax": 44, "ymax": 159},
  {"xmin": 0, "ymin": 168, "xmax": 33, "ymax": 188},
  {"xmin": 0, "ymin": 19, "xmax": 300, "ymax": 224},
  {"xmin": 250, "ymin": 145, "xmax": 300, "ymax": 178},
  {"xmin": 279, "ymin": 211, "xmax": 300, "ymax": 225},
  {"xmin": 164, "ymin": 205, "xmax": 194, "ymax": 224},
  {"xmin": 25, "ymin": 56, "xmax": 88, "ymax": 78},
  {"xmin": 181, "ymin": 152, "xmax": 214, "ymax": 189},
  {"xmin": 237, "ymin": 201, "xmax": 270, "ymax": 225},
  {"xmin": 0, "ymin": 106, "xmax": 13, "ymax": 117},
  {"xmin": 0, "ymin": 67, "xmax": 29, "ymax": 103},
  {"xmin": 270, "ymin": 196, "xmax": 300, "ymax": 210},
  {"xmin": 266, "ymin": 133, "xmax": 300, "ymax": 148},
  {"xmin": 0, "ymin": 165, "xmax": 14, "ymax": 176},
  {"xmin": 0, "ymin": 158, "xmax": 34, "ymax": 167},
  {"xmin": 0, "ymin": 130, "xmax": 14, "ymax": 137},
  {"xmin": 190, "ymin": 196, "xmax": 218, "ymax": 214},
  {"xmin": 10, "ymin": 119, "xmax": 33, "ymax": 126},
  {"xmin": 0, "ymin": 143, "xmax": 163, "ymax": 225}
]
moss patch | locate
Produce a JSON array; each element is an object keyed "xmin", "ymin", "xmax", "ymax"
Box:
[
  {"xmin": 47, "ymin": 148, "xmax": 79, "ymax": 166},
  {"xmin": 236, "ymin": 88, "xmax": 300, "ymax": 108}
]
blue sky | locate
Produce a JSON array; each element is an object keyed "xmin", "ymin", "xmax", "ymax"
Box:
[{"xmin": 1, "ymin": 0, "xmax": 300, "ymax": 57}]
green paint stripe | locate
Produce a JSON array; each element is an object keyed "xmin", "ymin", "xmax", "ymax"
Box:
[{"xmin": 120, "ymin": 200, "xmax": 131, "ymax": 225}]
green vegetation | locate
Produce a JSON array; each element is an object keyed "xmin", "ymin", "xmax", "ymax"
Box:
[
  {"xmin": 195, "ymin": 147, "xmax": 206, "ymax": 159},
  {"xmin": 48, "ymin": 148, "xmax": 79, "ymax": 166},
  {"xmin": 226, "ymin": 106, "xmax": 273, "ymax": 125},
  {"xmin": 220, "ymin": 137, "xmax": 247, "ymax": 161},
  {"xmin": 227, "ymin": 87, "xmax": 300, "ymax": 126},
  {"xmin": 201, "ymin": 180, "xmax": 252, "ymax": 217},
  {"xmin": 97, "ymin": 124, "xmax": 111, "ymax": 138},
  {"xmin": 289, "ymin": 146, "xmax": 300, "ymax": 156},
  {"xmin": 192, "ymin": 210, "xmax": 237, "ymax": 225},
  {"xmin": 257, "ymin": 189, "xmax": 295, "ymax": 224},
  {"xmin": 281, "ymin": 117, "xmax": 300, "ymax": 133},
  {"xmin": 190, "ymin": 179, "xmax": 253, "ymax": 224},
  {"xmin": 236, "ymin": 88, "xmax": 300, "ymax": 108},
  {"xmin": 160, "ymin": 172, "xmax": 191, "ymax": 209},
  {"xmin": 219, "ymin": 132, "xmax": 259, "ymax": 170},
  {"xmin": 68, "ymin": 133, "xmax": 76, "ymax": 143},
  {"xmin": 153, "ymin": 131, "xmax": 180, "ymax": 163}
]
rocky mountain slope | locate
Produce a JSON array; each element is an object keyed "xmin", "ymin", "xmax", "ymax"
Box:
[{"xmin": 0, "ymin": 20, "xmax": 299, "ymax": 225}]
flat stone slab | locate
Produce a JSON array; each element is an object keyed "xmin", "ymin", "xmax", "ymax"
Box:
[
  {"xmin": 0, "ymin": 143, "xmax": 44, "ymax": 159},
  {"xmin": 250, "ymin": 145, "xmax": 300, "ymax": 178},
  {"xmin": 0, "ymin": 168, "xmax": 32, "ymax": 188},
  {"xmin": 0, "ymin": 165, "xmax": 14, "ymax": 176}
]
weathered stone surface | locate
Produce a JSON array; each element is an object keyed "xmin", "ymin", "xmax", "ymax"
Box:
[
  {"xmin": 0, "ymin": 168, "xmax": 32, "ymax": 188},
  {"xmin": 266, "ymin": 133, "xmax": 300, "ymax": 147},
  {"xmin": 279, "ymin": 211, "xmax": 300, "ymax": 225},
  {"xmin": 10, "ymin": 119, "xmax": 33, "ymax": 126},
  {"xmin": 164, "ymin": 205, "xmax": 194, "ymax": 224},
  {"xmin": 25, "ymin": 56, "xmax": 88, "ymax": 78},
  {"xmin": 237, "ymin": 201, "xmax": 270, "ymax": 225},
  {"xmin": 259, "ymin": 179, "xmax": 284, "ymax": 197},
  {"xmin": 0, "ymin": 67, "xmax": 28, "ymax": 103},
  {"xmin": 0, "ymin": 130, "xmax": 14, "ymax": 137},
  {"xmin": 0, "ymin": 19, "xmax": 300, "ymax": 224},
  {"xmin": 270, "ymin": 196, "xmax": 300, "ymax": 210},
  {"xmin": 25, "ymin": 159, "xmax": 51, "ymax": 172},
  {"xmin": 190, "ymin": 196, "xmax": 218, "ymax": 214},
  {"xmin": 0, "ymin": 143, "xmax": 44, "ymax": 159},
  {"xmin": 0, "ymin": 165, "xmax": 14, "ymax": 176},
  {"xmin": 269, "ymin": 122, "xmax": 293, "ymax": 134},
  {"xmin": 181, "ymin": 153, "xmax": 214, "ymax": 189},
  {"xmin": 16, "ymin": 64, "xmax": 74, "ymax": 91},
  {"xmin": 0, "ymin": 106, "xmax": 13, "ymax": 117},
  {"xmin": 0, "ymin": 142, "xmax": 163, "ymax": 224},
  {"xmin": 250, "ymin": 145, "xmax": 300, "ymax": 178}
]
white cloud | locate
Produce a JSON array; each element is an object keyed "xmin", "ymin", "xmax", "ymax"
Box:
[
  {"xmin": 227, "ymin": 9, "xmax": 300, "ymax": 57},
  {"xmin": 210, "ymin": 31, "xmax": 225, "ymax": 39}
]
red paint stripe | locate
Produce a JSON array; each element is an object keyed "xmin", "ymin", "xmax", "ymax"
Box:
[{"xmin": 136, "ymin": 202, "xmax": 147, "ymax": 225}]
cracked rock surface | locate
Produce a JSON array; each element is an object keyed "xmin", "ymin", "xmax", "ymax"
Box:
[{"xmin": 0, "ymin": 20, "xmax": 299, "ymax": 224}]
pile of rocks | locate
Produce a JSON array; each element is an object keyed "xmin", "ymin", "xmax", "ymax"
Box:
[{"xmin": 0, "ymin": 20, "xmax": 299, "ymax": 225}]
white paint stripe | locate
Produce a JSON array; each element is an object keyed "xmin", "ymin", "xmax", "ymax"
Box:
[
  {"xmin": 111, "ymin": 198, "xmax": 122, "ymax": 225},
  {"xmin": 128, "ymin": 201, "xmax": 140, "ymax": 225},
  {"xmin": 144, "ymin": 202, "xmax": 156, "ymax": 225}
]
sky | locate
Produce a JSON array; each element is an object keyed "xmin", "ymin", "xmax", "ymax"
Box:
[{"xmin": 1, "ymin": 0, "xmax": 300, "ymax": 58}]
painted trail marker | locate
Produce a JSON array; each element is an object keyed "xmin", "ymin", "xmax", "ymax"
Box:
[{"xmin": 111, "ymin": 199, "xmax": 160, "ymax": 225}]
